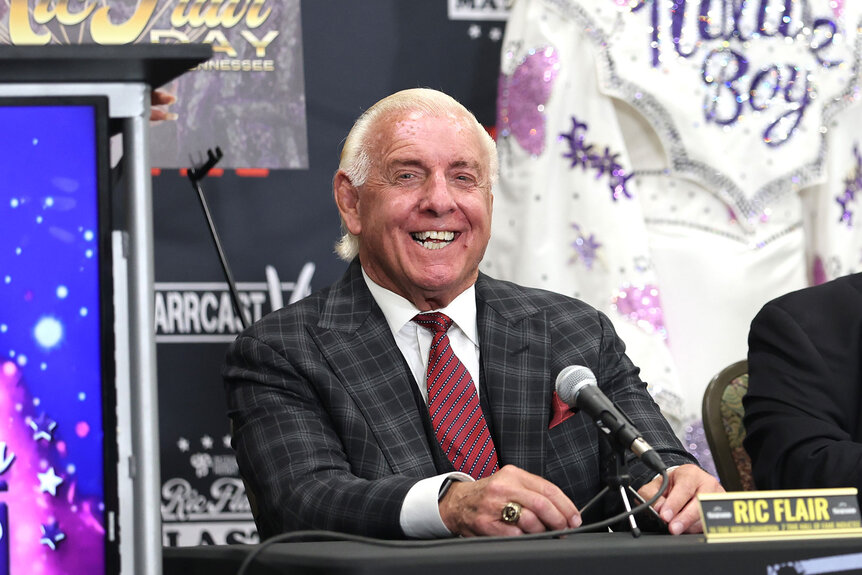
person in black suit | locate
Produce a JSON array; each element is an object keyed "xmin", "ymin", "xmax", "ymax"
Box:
[
  {"xmin": 744, "ymin": 272, "xmax": 862, "ymax": 493},
  {"xmin": 223, "ymin": 88, "xmax": 721, "ymax": 540}
]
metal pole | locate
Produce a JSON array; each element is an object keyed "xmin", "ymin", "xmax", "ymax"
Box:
[{"xmin": 124, "ymin": 85, "xmax": 163, "ymax": 575}]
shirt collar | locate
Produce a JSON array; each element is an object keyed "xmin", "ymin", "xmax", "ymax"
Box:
[{"xmin": 361, "ymin": 268, "xmax": 478, "ymax": 345}]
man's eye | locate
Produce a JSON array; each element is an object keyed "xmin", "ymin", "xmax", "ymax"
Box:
[{"xmin": 398, "ymin": 173, "xmax": 415, "ymax": 180}]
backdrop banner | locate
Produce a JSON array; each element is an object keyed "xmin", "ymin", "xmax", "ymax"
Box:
[{"xmin": 0, "ymin": 0, "xmax": 308, "ymax": 169}]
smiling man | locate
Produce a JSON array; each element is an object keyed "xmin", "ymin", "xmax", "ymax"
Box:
[
  {"xmin": 223, "ymin": 88, "xmax": 721, "ymax": 541},
  {"xmin": 332, "ymin": 99, "xmax": 493, "ymax": 311}
]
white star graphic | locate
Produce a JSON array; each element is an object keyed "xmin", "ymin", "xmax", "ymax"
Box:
[
  {"xmin": 489, "ymin": 27, "xmax": 503, "ymax": 41},
  {"xmin": 222, "ymin": 435, "xmax": 232, "ymax": 449},
  {"xmin": 177, "ymin": 437, "xmax": 190, "ymax": 452},
  {"xmin": 28, "ymin": 413, "xmax": 57, "ymax": 442},
  {"xmin": 38, "ymin": 467, "xmax": 63, "ymax": 496},
  {"xmin": 468, "ymin": 24, "xmax": 482, "ymax": 39},
  {"xmin": 201, "ymin": 435, "xmax": 213, "ymax": 450},
  {"xmin": 40, "ymin": 522, "xmax": 65, "ymax": 551}
]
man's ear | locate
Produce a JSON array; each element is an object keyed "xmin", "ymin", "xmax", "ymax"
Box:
[{"xmin": 333, "ymin": 171, "xmax": 361, "ymax": 235}]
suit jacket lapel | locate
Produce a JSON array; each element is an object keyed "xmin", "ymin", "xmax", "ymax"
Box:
[
  {"xmin": 309, "ymin": 260, "xmax": 437, "ymax": 477},
  {"xmin": 476, "ymin": 274, "xmax": 551, "ymax": 476}
]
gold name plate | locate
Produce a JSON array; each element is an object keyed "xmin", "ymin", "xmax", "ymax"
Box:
[{"xmin": 698, "ymin": 488, "xmax": 862, "ymax": 542}]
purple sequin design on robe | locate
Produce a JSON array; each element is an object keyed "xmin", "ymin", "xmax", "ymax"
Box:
[
  {"xmin": 611, "ymin": 284, "xmax": 667, "ymax": 340},
  {"xmin": 569, "ymin": 223, "xmax": 602, "ymax": 269},
  {"xmin": 812, "ymin": 256, "xmax": 828, "ymax": 285},
  {"xmin": 684, "ymin": 419, "xmax": 718, "ymax": 479},
  {"xmin": 832, "ymin": 0, "xmax": 845, "ymax": 18},
  {"xmin": 497, "ymin": 47, "xmax": 560, "ymax": 156},
  {"xmin": 836, "ymin": 145, "xmax": 861, "ymax": 227},
  {"xmin": 560, "ymin": 116, "xmax": 633, "ymax": 201}
]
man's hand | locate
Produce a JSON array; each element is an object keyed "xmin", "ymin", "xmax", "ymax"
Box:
[
  {"xmin": 438, "ymin": 465, "xmax": 582, "ymax": 537},
  {"xmin": 150, "ymin": 89, "xmax": 177, "ymax": 123},
  {"xmin": 637, "ymin": 464, "xmax": 724, "ymax": 535}
]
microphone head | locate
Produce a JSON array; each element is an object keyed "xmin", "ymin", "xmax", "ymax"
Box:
[{"xmin": 555, "ymin": 365, "xmax": 598, "ymax": 406}]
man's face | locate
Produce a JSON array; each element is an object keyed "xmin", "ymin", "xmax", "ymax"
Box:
[{"xmin": 339, "ymin": 111, "xmax": 494, "ymax": 309}]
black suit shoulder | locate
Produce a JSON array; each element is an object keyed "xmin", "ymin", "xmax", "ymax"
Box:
[
  {"xmin": 240, "ymin": 282, "xmax": 332, "ymax": 336},
  {"xmin": 757, "ymin": 272, "xmax": 862, "ymax": 322},
  {"xmin": 745, "ymin": 272, "xmax": 862, "ymax": 492},
  {"xmin": 233, "ymin": 259, "xmax": 374, "ymax": 347},
  {"xmin": 476, "ymin": 273, "xmax": 604, "ymax": 323}
]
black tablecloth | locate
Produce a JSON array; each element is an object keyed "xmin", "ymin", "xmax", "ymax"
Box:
[{"xmin": 163, "ymin": 532, "xmax": 862, "ymax": 575}]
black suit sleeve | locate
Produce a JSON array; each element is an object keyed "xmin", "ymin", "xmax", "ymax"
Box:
[
  {"xmin": 593, "ymin": 310, "xmax": 698, "ymax": 484},
  {"xmin": 744, "ymin": 296, "xmax": 862, "ymax": 492}
]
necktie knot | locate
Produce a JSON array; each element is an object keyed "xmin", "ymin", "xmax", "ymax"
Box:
[{"xmin": 413, "ymin": 312, "xmax": 453, "ymax": 335}]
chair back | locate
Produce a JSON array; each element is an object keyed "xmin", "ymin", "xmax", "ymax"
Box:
[{"xmin": 702, "ymin": 360, "xmax": 755, "ymax": 491}]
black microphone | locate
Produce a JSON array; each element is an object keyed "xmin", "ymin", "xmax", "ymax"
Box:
[{"xmin": 555, "ymin": 365, "xmax": 667, "ymax": 473}]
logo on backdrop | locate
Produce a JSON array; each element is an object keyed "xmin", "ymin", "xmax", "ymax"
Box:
[
  {"xmin": 0, "ymin": 0, "xmax": 309, "ymax": 170},
  {"xmin": 447, "ymin": 0, "xmax": 508, "ymax": 43},
  {"xmin": 447, "ymin": 0, "xmax": 511, "ymax": 21},
  {"xmin": 154, "ymin": 263, "xmax": 315, "ymax": 343},
  {"xmin": 161, "ymin": 432, "xmax": 258, "ymax": 547},
  {"xmin": 156, "ymin": 262, "xmax": 317, "ymax": 546}
]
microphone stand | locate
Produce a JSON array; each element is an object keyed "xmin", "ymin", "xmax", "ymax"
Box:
[
  {"xmin": 579, "ymin": 443, "xmax": 643, "ymax": 538},
  {"xmin": 186, "ymin": 147, "xmax": 250, "ymax": 330}
]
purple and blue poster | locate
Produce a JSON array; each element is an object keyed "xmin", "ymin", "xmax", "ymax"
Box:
[{"xmin": 0, "ymin": 102, "xmax": 115, "ymax": 575}]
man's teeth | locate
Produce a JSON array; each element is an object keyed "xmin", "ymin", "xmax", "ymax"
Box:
[
  {"xmin": 413, "ymin": 231, "xmax": 454, "ymax": 241},
  {"xmin": 411, "ymin": 231, "xmax": 455, "ymax": 249}
]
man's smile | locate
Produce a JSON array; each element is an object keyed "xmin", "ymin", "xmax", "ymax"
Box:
[{"xmin": 410, "ymin": 230, "xmax": 457, "ymax": 250}]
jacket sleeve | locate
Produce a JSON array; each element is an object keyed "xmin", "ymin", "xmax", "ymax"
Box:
[
  {"xmin": 592, "ymin": 310, "xmax": 698, "ymax": 488},
  {"xmin": 744, "ymin": 300, "xmax": 862, "ymax": 492},
  {"xmin": 223, "ymin": 330, "xmax": 416, "ymax": 540}
]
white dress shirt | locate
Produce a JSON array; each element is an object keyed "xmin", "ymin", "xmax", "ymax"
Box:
[{"xmin": 362, "ymin": 269, "xmax": 475, "ymax": 538}]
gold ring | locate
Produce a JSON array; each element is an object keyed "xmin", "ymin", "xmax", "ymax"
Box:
[{"xmin": 501, "ymin": 502, "xmax": 522, "ymax": 525}]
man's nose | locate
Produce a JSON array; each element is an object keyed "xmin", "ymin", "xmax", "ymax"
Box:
[{"xmin": 419, "ymin": 173, "xmax": 457, "ymax": 214}]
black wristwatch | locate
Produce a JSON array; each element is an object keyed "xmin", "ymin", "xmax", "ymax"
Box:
[{"xmin": 438, "ymin": 477, "xmax": 456, "ymax": 501}]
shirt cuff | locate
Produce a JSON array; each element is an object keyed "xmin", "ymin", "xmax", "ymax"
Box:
[
  {"xmin": 399, "ymin": 472, "xmax": 473, "ymax": 539},
  {"xmin": 648, "ymin": 465, "xmax": 680, "ymax": 484}
]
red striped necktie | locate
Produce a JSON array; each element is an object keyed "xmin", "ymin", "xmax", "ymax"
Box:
[{"xmin": 413, "ymin": 312, "xmax": 498, "ymax": 479}]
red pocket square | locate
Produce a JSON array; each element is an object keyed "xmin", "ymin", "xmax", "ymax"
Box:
[{"xmin": 549, "ymin": 391, "xmax": 575, "ymax": 429}]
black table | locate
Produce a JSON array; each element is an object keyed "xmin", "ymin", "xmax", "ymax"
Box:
[{"xmin": 163, "ymin": 532, "xmax": 862, "ymax": 575}]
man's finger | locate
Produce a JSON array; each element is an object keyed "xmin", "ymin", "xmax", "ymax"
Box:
[
  {"xmin": 508, "ymin": 467, "xmax": 580, "ymax": 528},
  {"xmin": 512, "ymin": 508, "xmax": 546, "ymax": 534},
  {"xmin": 151, "ymin": 90, "xmax": 177, "ymax": 106},
  {"xmin": 149, "ymin": 108, "xmax": 178, "ymax": 123},
  {"xmin": 667, "ymin": 500, "xmax": 703, "ymax": 534},
  {"xmin": 517, "ymin": 490, "xmax": 576, "ymax": 531}
]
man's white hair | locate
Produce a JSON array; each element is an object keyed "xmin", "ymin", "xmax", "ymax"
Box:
[{"xmin": 334, "ymin": 88, "xmax": 498, "ymax": 261}]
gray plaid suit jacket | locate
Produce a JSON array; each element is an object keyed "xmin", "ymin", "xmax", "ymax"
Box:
[{"xmin": 223, "ymin": 259, "xmax": 695, "ymax": 539}]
